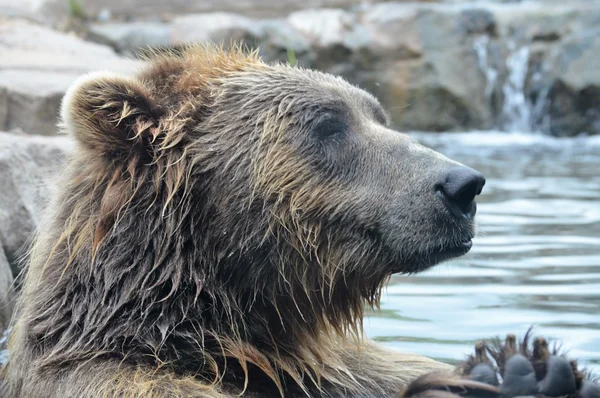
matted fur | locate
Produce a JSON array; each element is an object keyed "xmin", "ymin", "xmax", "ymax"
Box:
[{"xmin": 2, "ymin": 45, "xmax": 461, "ymax": 398}]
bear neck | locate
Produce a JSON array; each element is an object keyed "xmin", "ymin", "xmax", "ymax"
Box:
[
  {"xmin": 23, "ymin": 190, "xmax": 388, "ymax": 393},
  {"xmin": 20, "ymin": 151, "xmax": 391, "ymax": 394}
]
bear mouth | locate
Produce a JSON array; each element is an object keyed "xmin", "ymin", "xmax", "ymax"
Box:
[
  {"xmin": 423, "ymin": 239, "xmax": 473, "ymax": 265},
  {"xmin": 401, "ymin": 238, "xmax": 473, "ymax": 273},
  {"xmin": 360, "ymin": 223, "xmax": 475, "ymax": 274}
]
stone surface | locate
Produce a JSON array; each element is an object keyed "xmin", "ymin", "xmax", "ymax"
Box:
[
  {"xmin": 3, "ymin": 2, "xmax": 600, "ymax": 136},
  {"xmin": 0, "ymin": 131, "xmax": 73, "ymax": 276},
  {"xmin": 543, "ymin": 29, "xmax": 600, "ymax": 136},
  {"xmin": 359, "ymin": 4, "xmax": 492, "ymax": 131},
  {"xmin": 41, "ymin": 0, "xmax": 407, "ymax": 19},
  {"xmin": 88, "ymin": 21, "xmax": 173, "ymax": 54},
  {"xmin": 280, "ymin": 4, "xmax": 494, "ymax": 131},
  {"xmin": 78, "ymin": 1, "xmax": 600, "ymax": 135},
  {"xmin": 287, "ymin": 9, "xmax": 356, "ymax": 48},
  {"xmin": 0, "ymin": 238, "xmax": 12, "ymax": 332},
  {"xmin": 0, "ymin": 19, "xmax": 141, "ymax": 136},
  {"xmin": 0, "ymin": 0, "xmax": 69, "ymax": 28},
  {"xmin": 0, "ymin": 70, "xmax": 79, "ymax": 135},
  {"xmin": 171, "ymin": 13, "xmax": 261, "ymax": 46}
]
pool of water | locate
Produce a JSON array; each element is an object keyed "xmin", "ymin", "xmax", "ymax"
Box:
[{"xmin": 365, "ymin": 131, "xmax": 600, "ymax": 373}]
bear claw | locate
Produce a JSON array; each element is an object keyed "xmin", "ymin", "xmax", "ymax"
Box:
[{"xmin": 401, "ymin": 331, "xmax": 598, "ymax": 398}]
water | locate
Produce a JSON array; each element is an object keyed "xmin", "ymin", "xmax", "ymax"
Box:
[
  {"xmin": 366, "ymin": 131, "xmax": 600, "ymax": 374},
  {"xmin": 473, "ymin": 36, "xmax": 498, "ymax": 105},
  {"xmin": 501, "ymin": 42, "xmax": 531, "ymax": 132},
  {"xmin": 473, "ymin": 36, "xmax": 541, "ymax": 133}
]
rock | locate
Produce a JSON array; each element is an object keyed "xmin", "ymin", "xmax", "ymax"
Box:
[
  {"xmin": 0, "ymin": 131, "xmax": 73, "ymax": 276},
  {"xmin": 3, "ymin": 2, "xmax": 600, "ymax": 136},
  {"xmin": 481, "ymin": 2, "xmax": 600, "ymax": 135},
  {"xmin": 345, "ymin": 4, "xmax": 492, "ymax": 131},
  {"xmin": 0, "ymin": 70, "xmax": 79, "ymax": 136},
  {"xmin": 88, "ymin": 14, "xmax": 311, "ymax": 61},
  {"xmin": 493, "ymin": 3, "xmax": 600, "ymax": 43},
  {"xmin": 360, "ymin": 5, "xmax": 422, "ymax": 58},
  {"xmin": 0, "ymin": 19, "xmax": 141, "ymax": 136},
  {"xmin": 287, "ymin": 9, "xmax": 356, "ymax": 48},
  {"xmin": 171, "ymin": 13, "xmax": 261, "ymax": 45},
  {"xmin": 88, "ymin": 22, "xmax": 173, "ymax": 54},
  {"xmin": 0, "ymin": 18, "xmax": 114, "ymax": 57},
  {"xmin": 257, "ymin": 19, "xmax": 311, "ymax": 54},
  {"xmin": 0, "ymin": 86, "xmax": 7, "ymax": 130},
  {"xmin": 459, "ymin": 8, "xmax": 497, "ymax": 36},
  {"xmin": 43, "ymin": 0, "xmax": 394, "ymax": 20},
  {"xmin": 0, "ymin": 0, "xmax": 69, "ymax": 28},
  {"xmin": 246, "ymin": 4, "xmax": 493, "ymax": 132},
  {"xmin": 0, "ymin": 238, "xmax": 13, "ymax": 332},
  {"xmin": 353, "ymin": 2, "xmax": 600, "ymax": 134},
  {"xmin": 543, "ymin": 28, "xmax": 600, "ymax": 136}
]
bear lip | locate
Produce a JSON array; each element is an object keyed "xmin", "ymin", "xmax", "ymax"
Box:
[
  {"xmin": 403, "ymin": 239, "xmax": 473, "ymax": 273},
  {"xmin": 427, "ymin": 239, "xmax": 472, "ymax": 263}
]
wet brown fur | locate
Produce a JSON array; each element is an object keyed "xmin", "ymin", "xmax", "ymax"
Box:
[{"xmin": 2, "ymin": 45, "xmax": 456, "ymax": 398}]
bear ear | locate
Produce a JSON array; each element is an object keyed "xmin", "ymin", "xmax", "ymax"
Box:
[{"xmin": 61, "ymin": 71, "xmax": 164, "ymax": 160}]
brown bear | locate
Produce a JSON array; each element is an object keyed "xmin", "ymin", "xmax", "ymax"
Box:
[{"xmin": 2, "ymin": 46, "xmax": 595, "ymax": 398}]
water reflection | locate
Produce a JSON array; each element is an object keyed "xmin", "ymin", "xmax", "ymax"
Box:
[{"xmin": 365, "ymin": 132, "xmax": 600, "ymax": 372}]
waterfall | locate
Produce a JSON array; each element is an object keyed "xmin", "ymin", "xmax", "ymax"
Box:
[
  {"xmin": 530, "ymin": 70, "xmax": 552, "ymax": 134},
  {"xmin": 473, "ymin": 36, "xmax": 498, "ymax": 105},
  {"xmin": 474, "ymin": 36, "xmax": 543, "ymax": 133},
  {"xmin": 501, "ymin": 41, "xmax": 531, "ymax": 132}
]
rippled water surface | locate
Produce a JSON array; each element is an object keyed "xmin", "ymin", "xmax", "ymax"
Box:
[{"xmin": 365, "ymin": 132, "xmax": 600, "ymax": 373}]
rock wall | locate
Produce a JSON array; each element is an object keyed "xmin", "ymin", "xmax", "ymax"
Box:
[
  {"xmin": 0, "ymin": 19, "xmax": 141, "ymax": 136},
  {"xmin": 0, "ymin": 132, "xmax": 72, "ymax": 330},
  {"xmin": 0, "ymin": 241, "xmax": 12, "ymax": 332},
  {"xmin": 2, "ymin": 2, "xmax": 600, "ymax": 136}
]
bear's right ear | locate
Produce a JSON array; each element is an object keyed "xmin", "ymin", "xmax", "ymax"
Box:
[{"xmin": 61, "ymin": 72, "xmax": 164, "ymax": 161}]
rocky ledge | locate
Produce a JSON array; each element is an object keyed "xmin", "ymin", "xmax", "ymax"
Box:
[
  {"xmin": 2, "ymin": 1, "xmax": 600, "ymax": 136},
  {"xmin": 0, "ymin": 131, "xmax": 72, "ymax": 330}
]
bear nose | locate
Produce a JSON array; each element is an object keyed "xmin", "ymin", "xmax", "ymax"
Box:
[{"xmin": 437, "ymin": 166, "xmax": 486, "ymax": 219}]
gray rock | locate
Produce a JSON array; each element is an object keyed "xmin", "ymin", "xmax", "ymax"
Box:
[
  {"xmin": 0, "ymin": 19, "xmax": 141, "ymax": 136},
  {"xmin": 287, "ymin": 9, "xmax": 356, "ymax": 48},
  {"xmin": 0, "ymin": 86, "xmax": 7, "ymax": 130},
  {"xmin": 171, "ymin": 13, "xmax": 261, "ymax": 46},
  {"xmin": 0, "ymin": 131, "xmax": 73, "ymax": 276},
  {"xmin": 0, "ymin": 18, "xmax": 115, "ymax": 57},
  {"xmin": 43, "ymin": 0, "xmax": 396, "ymax": 20},
  {"xmin": 0, "ymin": 70, "xmax": 79, "ymax": 136},
  {"xmin": 493, "ymin": 3, "xmax": 600, "ymax": 43},
  {"xmin": 544, "ymin": 29, "xmax": 600, "ymax": 136},
  {"xmin": 0, "ymin": 0, "xmax": 69, "ymax": 28},
  {"xmin": 333, "ymin": 4, "xmax": 493, "ymax": 132},
  {"xmin": 257, "ymin": 19, "xmax": 311, "ymax": 54},
  {"xmin": 88, "ymin": 22, "xmax": 173, "ymax": 54},
  {"xmin": 3, "ymin": 2, "xmax": 600, "ymax": 136},
  {"xmin": 361, "ymin": 5, "xmax": 423, "ymax": 57},
  {"xmin": 0, "ymin": 238, "xmax": 13, "ymax": 332},
  {"xmin": 460, "ymin": 8, "xmax": 497, "ymax": 36}
]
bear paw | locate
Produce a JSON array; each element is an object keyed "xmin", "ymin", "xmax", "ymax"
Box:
[{"xmin": 401, "ymin": 331, "xmax": 599, "ymax": 398}]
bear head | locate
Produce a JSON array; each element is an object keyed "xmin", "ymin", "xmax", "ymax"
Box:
[{"xmin": 32, "ymin": 45, "xmax": 484, "ymax": 388}]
